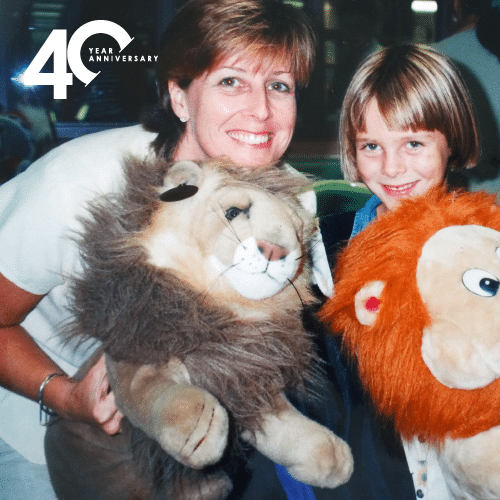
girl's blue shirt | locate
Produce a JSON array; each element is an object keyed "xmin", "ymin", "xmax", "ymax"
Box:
[{"xmin": 351, "ymin": 194, "xmax": 381, "ymax": 237}]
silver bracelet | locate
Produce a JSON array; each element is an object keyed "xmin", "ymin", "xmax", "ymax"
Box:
[{"xmin": 38, "ymin": 372, "xmax": 66, "ymax": 426}]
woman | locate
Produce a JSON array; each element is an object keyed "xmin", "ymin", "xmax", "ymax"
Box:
[{"xmin": 0, "ymin": 0, "xmax": 321, "ymax": 498}]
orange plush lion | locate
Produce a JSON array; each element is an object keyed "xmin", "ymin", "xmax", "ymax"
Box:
[{"xmin": 320, "ymin": 186, "xmax": 500, "ymax": 499}]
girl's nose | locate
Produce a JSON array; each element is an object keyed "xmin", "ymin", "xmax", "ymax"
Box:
[{"xmin": 381, "ymin": 151, "xmax": 406, "ymax": 177}]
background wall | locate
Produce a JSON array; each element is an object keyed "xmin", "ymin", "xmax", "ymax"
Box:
[{"xmin": 0, "ymin": 0, "xmax": 460, "ymax": 178}]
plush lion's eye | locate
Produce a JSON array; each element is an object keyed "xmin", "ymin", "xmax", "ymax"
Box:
[
  {"xmin": 225, "ymin": 207, "xmax": 243, "ymax": 221},
  {"xmin": 462, "ymin": 269, "xmax": 500, "ymax": 297}
]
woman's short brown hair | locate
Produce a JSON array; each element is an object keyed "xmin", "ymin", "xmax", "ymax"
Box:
[
  {"xmin": 157, "ymin": 0, "xmax": 317, "ymax": 99},
  {"xmin": 340, "ymin": 44, "xmax": 480, "ymax": 181}
]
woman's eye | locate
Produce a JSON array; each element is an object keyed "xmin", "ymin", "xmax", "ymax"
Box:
[
  {"xmin": 363, "ymin": 143, "xmax": 379, "ymax": 152},
  {"xmin": 268, "ymin": 81, "xmax": 291, "ymax": 93},
  {"xmin": 407, "ymin": 141, "xmax": 422, "ymax": 149},
  {"xmin": 220, "ymin": 77, "xmax": 240, "ymax": 88},
  {"xmin": 462, "ymin": 268, "xmax": 500, "ymax": 297},
  {"xmin": 225, "ymin": 207, "xmax": 243, "ymax": 221}
]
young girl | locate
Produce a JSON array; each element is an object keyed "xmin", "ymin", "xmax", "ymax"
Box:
[
  {"xmin": 314, "ymin": 44, "xmax": 480, "ymax": 500},
  {"xmin": 280, "ymin": 44, "xmax": 479, "ymax": 500},
  {"xmin": 340, "ymin": 43, "xmax": 479, "ymax": 233}
]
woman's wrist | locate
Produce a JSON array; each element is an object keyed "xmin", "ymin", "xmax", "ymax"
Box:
[
  {"xmin": 39, "ymin": 371, "xmax": 77, "ymax": 420},
  {"xmin": 37, "ymin": 372, "xmax": 67, "ymax": 423}
]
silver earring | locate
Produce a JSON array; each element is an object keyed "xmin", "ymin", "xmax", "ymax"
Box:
[{"xmin": 180, "ymin": 116, "xmax": 187, "ymax": 123}]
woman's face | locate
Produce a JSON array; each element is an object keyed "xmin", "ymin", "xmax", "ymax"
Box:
[
  {"xmin": 170, "ymin": 52, "xmax": 297, "ymax": 167},
  {"xmin": 355, "ymin": 99, "xmax": 451, "ymax": 215}
]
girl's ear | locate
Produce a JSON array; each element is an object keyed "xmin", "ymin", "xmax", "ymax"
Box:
[
  {"xmin": 354, "ymin": 280, "xmax": 385, "ymax": 326},
  {"xmin": 168, "ymin": 80, "xmax": 189, "ymax": 122}
]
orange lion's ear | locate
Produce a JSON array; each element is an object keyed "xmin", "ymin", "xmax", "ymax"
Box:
[{"xmin": 354, "ymin": 280, "xmax": 385, "ymax": 326}]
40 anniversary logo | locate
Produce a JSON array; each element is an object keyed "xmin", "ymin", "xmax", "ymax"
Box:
[{"xmin": 23, "ymin": 20, "xmax": 157, "ymax": 99}]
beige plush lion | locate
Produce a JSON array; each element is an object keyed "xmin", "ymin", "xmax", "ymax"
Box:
[
  {"xmin": 45, "ymin": 157, "xmax": 353, "ymax": 500},
  {"xmin": 321, "ymin": 186, "xmax": 500, "ymax": 500}
]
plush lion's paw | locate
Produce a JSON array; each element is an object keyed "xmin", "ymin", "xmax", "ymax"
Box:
[
  {"xmin": 286, "ymin": 428, "xmax": 353, "ymax": 489},
  {"xmin": 152, "ymin": 385, "xmax": 229, "ymax": 469}
]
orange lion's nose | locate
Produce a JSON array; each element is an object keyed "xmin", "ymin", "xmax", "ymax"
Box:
[{"xmin": 256, "ymin": 240, "xmax": 290, "ymax": 261}]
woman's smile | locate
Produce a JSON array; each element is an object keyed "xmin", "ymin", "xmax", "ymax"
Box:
[
  {"xmin": 170, "ymin": 52, "xmax": 296, "ymax": 167},
  {"xmin": 227, "ymin": 130, "xmax": 272, "ymax": 147}
]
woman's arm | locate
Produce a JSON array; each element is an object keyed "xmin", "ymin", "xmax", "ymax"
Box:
[{"xmin": 0, "ymin": 272, "xmax": 122, "ymax": 434}]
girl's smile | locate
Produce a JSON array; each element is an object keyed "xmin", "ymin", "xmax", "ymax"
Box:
[
  {"xmin": 356, "ymin": 99, "xmax": 451, "ymax": 215},
  {"xmin": 381, "ymin": 181, "xmax": 419, "ymax": 198}
]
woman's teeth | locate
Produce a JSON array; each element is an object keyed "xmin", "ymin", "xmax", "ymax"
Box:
[{"xmin": 228, "ymin": 132, "xmax": 271, "ymax": 145}]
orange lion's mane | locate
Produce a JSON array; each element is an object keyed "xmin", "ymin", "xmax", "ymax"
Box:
[{"xmin": 320, "ymin": 186, "xmax": 500, "ymax": 444}]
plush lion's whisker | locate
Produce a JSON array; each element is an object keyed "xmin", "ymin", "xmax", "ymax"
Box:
[
  {"xmin": 287, "ymin": 278, "xmax": 305, "ymax": 308},
  {"xmin": 209, "ymin": 206, "xmax": 241, "ymax": 245},
  {"xmin": 197, "ymin": 263, "xmax": 239, "ymax": 302},
  {"xmin": 310, "ymin": 238, "xmax": 322, "ymax": 252},
  {"xmin": 212, "ymin": 203, "xmax": 244, "ymax": 247},
  {"xmin": 219, "ymin": 232, "xmax": 242, "ymax": 245},
  {"xmin": 294, "ymin": 251, "xmax": 306, "ymax": 262}
]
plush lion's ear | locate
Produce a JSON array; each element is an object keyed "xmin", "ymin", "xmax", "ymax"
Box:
[
  {"xmin": 354, "ymin": 280, "xmax": 385, "ymax": 326},
  {"xmin": 159, "ymin": 161, "xmax": 202, "ymax": 202}
]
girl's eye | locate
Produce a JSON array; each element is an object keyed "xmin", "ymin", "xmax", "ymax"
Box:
[
  {"xmin": 268, "ymin": 81, "xmax": 291, "ymax": 93},
  {"xmin": 220, "ymin": 77, "xmax": 240, "ymax": 88},
  {"xmin": 407, "ymin": 141, "xmax": 422, "ymax": 149}
]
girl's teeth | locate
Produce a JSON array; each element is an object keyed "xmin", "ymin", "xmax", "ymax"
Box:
[{"xmin": 386, "ymin": 183, "xmax": 414, "ymax": 192}]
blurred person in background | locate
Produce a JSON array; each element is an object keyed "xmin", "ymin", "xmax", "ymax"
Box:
[{"xmin": 434, "ymin": 0, "xmax": 500, "ymax": 193}]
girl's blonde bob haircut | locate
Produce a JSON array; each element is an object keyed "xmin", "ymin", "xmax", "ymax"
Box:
[{"xmin": 340, "ymin": 44, "xmax": 480, "ymax": 181}]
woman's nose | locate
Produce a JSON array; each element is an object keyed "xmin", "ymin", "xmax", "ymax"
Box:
[{"xmin": 246, "ymin": 87, "xmax": 271, "ymax": 121}]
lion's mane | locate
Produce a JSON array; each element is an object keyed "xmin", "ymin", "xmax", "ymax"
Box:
[
  {"xmin": 320, "ymin": 186, "xmax": 500, "ymax": 444},
  {"xmin": 66, "ymin": 156, "xmax": 320, "ymax": 433}
]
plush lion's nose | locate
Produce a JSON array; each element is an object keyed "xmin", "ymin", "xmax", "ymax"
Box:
[{"xmin": 256, "ymin": 240, "xmax": 290, "ymax": 261}]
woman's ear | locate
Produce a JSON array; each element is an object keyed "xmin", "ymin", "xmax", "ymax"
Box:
[{"xmin": 168, "ymin": 80, "xmax": 189, "ymax": 122}]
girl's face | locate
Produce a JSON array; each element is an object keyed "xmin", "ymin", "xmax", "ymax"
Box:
[
  {"xmin": 355, "ymin": 99, "xmax": 451, "ymax": 215},
  {"xmin": 169, "ymin": 52, "xmax": 297, "ymax": 167}
]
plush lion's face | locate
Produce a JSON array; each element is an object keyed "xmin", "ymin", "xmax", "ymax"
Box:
[
  {"xmin": 418, "ymin": 224, "xmax": 500, "ymax": 389},
  {"xmin": 139, "ymin": 160, "xmax": 316, "ymax": 317}
]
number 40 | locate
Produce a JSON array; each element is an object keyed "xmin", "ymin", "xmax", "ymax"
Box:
[{"xmin": 23, "ymin": 20, "xmax": 133, "ymax": 99}]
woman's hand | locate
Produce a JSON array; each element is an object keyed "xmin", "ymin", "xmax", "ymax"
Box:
[
  {"xmin": 0, "ymin": 272, "xmax": 122, "ymax": 434},
  {"xmin": 46, "ymin": 354, "xmax": 123, "ymax": 435}
]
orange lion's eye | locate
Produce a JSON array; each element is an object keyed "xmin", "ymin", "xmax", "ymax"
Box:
[
  {"xmin": 364, "ymin": 296, "xmax": 380, "ymax": 312},
  {"xmin": 462, "ymin": 268, "xmax": 500, "ymax": 297}
]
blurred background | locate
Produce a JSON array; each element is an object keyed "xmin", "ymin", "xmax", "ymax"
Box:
[{"xmin": 0, "ymin": 0, "xmax": 480, "ymax": 187}]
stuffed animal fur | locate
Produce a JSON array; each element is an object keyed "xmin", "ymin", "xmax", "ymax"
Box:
[
  {"xmin": 45, "ymin": 156, "xmax": 353, "ymax": 500},
  {"xmin": 320, "ymin": 186, "xmax": 500, "ymax": 500}
]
